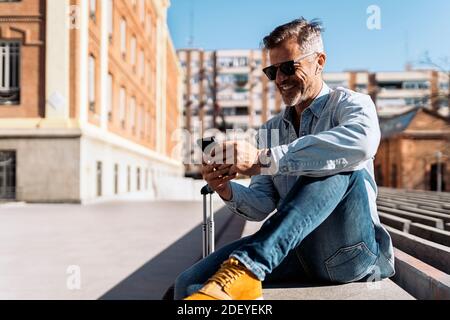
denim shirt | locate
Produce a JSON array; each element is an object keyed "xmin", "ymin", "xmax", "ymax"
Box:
[{"xmin": 224, "ymin": 82, "xmax": 395, "ymax": 274}]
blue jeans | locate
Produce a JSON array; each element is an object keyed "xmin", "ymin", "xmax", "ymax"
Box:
[{"xmin": 175, "ymin": 170, "xmax": 387, "ymax": 300}]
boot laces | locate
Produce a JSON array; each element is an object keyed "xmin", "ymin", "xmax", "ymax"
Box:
[{"xmin": 209, "ymin": 259, "xmax": 246, "ymax": 288}]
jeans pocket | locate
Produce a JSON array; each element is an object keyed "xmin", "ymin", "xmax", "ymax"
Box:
[{"xmin": 325, "ymin": 242, "xmax": 378, "ymax": 284}]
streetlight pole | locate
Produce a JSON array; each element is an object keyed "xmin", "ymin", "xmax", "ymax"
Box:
[
  {"xmin": 447, "ymin": 71, "xmax": 450, "ymax": 110},
  {"xmin": 198, "ymin": 51, "xmax": 206, "ymax": 136},
  {"xmin": 212, "ymin": 51, "xmax": 219, "ymax": 129}
]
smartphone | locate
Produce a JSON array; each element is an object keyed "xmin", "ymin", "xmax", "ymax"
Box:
[
  {"xmin": 197, "ymin": 136, "xmax": 217, "ymax": 154},
  {"xmin": 197, "ymin": 137, "xmax": 234, "ymax": 178}
]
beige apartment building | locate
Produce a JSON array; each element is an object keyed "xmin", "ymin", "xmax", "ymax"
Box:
[
  {"xmin": 179, "ymin": 48, "xmax": 449, "ymax": 132},
  {"xmin": 325, "ymin": 70, "xmax": 449, "ymax": 116},
  {"xmin": 0, "ymin": 0, "xmax": 183, "ymax": 203},
  {"xmin": 177, "ymin": 48, "xmax": 282, "ymax": 134}
]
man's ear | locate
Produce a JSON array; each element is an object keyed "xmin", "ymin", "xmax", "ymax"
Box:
[{"xmin": 316, "ymin": 52, "xmax": 327, "ymax": 74}]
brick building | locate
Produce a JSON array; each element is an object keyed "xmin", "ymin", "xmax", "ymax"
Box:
[
  {"xmin": 0, "ymin": 0, "xmax": 183, "ymax": 203},
  {"xmin": 376, "ymin": 108, "xmax": 450, "ymax": 191}
]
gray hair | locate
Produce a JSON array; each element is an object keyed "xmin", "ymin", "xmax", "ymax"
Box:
[{"xmin": 262, "ymin": 17, "xmax": 324, "ymax": 54}]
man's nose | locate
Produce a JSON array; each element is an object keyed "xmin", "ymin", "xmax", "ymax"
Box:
[{"xmin": 275, "ymin": 68, "xmax": 288, "ymax": 85}]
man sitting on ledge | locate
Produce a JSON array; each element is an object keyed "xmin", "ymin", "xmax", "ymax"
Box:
[{"xmin": 175, "ymin": 17, "xmax": 395, "ymax": 300}]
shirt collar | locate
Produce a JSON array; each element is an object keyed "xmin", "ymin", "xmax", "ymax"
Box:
[{"xmin": 283, "ymin": 82, "xmax": 331, "ymax": 122}]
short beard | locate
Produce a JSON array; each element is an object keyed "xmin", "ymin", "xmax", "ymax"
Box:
[{"xmin": 282, "ymin": 89, "xmax": 305, "ymax": 107}]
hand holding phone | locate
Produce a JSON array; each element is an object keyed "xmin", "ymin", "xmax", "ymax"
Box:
[{"xmin": 197, "ymin": 137, "xmax": 236, "ymax": 200}]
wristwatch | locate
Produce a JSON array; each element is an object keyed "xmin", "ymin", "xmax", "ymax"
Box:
[{"xmin": 259, "ymin": 148, "xmax": 272, "ymax": 168}]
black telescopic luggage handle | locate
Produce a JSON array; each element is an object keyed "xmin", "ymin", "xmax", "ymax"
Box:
[{"xmin": 201, "ymin": 185, "xmax": 215, "ymax": 258}]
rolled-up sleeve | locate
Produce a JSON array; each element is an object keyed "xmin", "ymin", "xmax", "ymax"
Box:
[{"xmin": 268, "ymin": 93, "xmax": 381, "ymax": 177}]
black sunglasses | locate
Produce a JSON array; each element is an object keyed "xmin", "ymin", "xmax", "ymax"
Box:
[{"xmin": 262, "ymin": 52, "xmax": 317, "ymax": 81}]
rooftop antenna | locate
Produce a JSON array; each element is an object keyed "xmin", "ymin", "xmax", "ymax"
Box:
[
  {"xmin": 404, "ymin": 31, "xmax": 412, "ymax": 71},
  {"xmin": 188, "ymin": 0, "xmax": 195, "ymax": 48}
]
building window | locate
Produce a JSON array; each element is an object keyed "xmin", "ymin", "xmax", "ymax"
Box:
[
  {"xmin": 137, "ymin": 167, "xmax": 141, "ymax": 191},
  {"xmin": 120, "ymin": 19, "xmax": 127, "ymax": 58},
  {"xmin": 127, "ymin": 166, "xmax": 131, "ymax": 192},
  {"xmin": 119, "ymin": 87, "xmax": 126, "ymax": 128},
  {"xmin": 139, "ymin": 0, "xmax": 145, "ymax": 24},
  {"xmin": 136, "ymin": 105, "xmax": 141, "ymax": 137},
  {"xmin": 139, "ymin": 105, "xmax": 144, "ymax": 138},
  {"xmin": 403, "ymin": 81, "xmax": 430, "ymax": 90},
  {"xmin": 107, "ymin": 73, "xmax": 113, "ymax": 121},
  {"xmin": 89, "ymin": 0, "xmax": 97, "ymax": 21},
  {"xmin": 139, "ymin": 50, "xmax": 144, "ymax": 80},
  {"xmin": 149, "ymin": 113, "xmax": 153, "ymax": 142},
  {"xmin": 0, "ymin": 151, "xmax": 16, "ymax": 200},
  {"xmin": 430, "ymin": 163, "xmax": 447, "ymax": 192},
  {"xmin": 146, "ymin": 14, "xmax": 152, "ymax": 35},
  {"xmin": 145, "ymin": 169, "xmax": 148, "ymax": 190},
  {"xmin": 96, "ymin": 161, "xmax": 102, "ymax": 197},
  {"xmin": 130, "ymin": 36, "xmax": 136, "ymax": 67},
  {"xmin": 147, "ymin": 60, "xmax": 152, "ymax": 89},
  {"xmin": 130, "ymin": 96, "xmax": 136, "ymax": 132},
  {"xmin": 114, "ymin": 164, "xmax": 119, "ymax": 195},
  {"xmin": 107, "ymin": 0, "xmax": 113, "ymax": 42},
  {"xmin": 145, "ymin": 111, "xmax": 151, "ymax": 141},
  {"xmin": 88, "ymin": 55, "xmax": 96, "ymax": 112},
  {"xmin": 0, "ymin": 41, "xmax": 20, "ymax": 105}
]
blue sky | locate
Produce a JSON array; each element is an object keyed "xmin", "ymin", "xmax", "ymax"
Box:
[{"xmin": 167, "ymin": 0, "xmax": 450, "ymax": 72}]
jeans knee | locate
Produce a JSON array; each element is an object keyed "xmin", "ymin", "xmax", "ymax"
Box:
[
  {"xmin": 350, "ymin": 170, "xmax": 372, "ymax": 188},
  {"xmin": 174, "ymin": 270, "xmax": 192, "ymax": 300}
]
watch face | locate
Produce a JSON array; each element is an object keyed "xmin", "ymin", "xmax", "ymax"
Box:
[{"xmin": 260, "ymin": 149, "xmax": 272, "ymax": 168}]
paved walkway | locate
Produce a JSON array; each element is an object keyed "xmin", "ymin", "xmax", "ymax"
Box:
[
  {"xmin": 0, "ymin": 200, "xmax": 226, "ymax": 300},
  {"xmin": 0, "ymin": 197, "xmax": 416, "ymax": 300}
]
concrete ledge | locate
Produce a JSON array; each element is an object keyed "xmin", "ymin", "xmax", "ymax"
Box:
[
  {"xmin": 385, "ymin": 226, "xmax": 450, "ymax": 274},
  {"xmin": 393, "ymin": 248, "xmax": 450, "ymax": 300},
  {"xmin": 409, "ymin": 223, "xmax": 450, "ymax": 247},
  {"xmin": 377, "ymin": 198, "xmax": 418, "ymax": 208},
  {"xmin": 379, "ymin": 212, "xmax": 411, "ymax": 232},
  {"xmin": 376, "ymin": 200, "xmax": 398, "ymax": 208},
  {"xmin": 396, "ymin": 205, "xmax": 450, "ymax": 224},
  {"xmin": 379, "ymin": 196, "xmax": 447, "ymax": 209},
  {"xmin": 378, "ymin": 206, "xmax": 444, "ymax": 229},
  {"xmin": 263, "ymin": 279, "xmax": 414, "ymax": 300},
  {"xmin": 0, "ymin": 128, "xmax": 82, "ymax": 139},
  {"xmin": 379, "ymin": 191, "xmax": 450, "ymax": 203},
  {"xmin": 420, "ymin": 206, "xmax": 450, "ymax": 215}
]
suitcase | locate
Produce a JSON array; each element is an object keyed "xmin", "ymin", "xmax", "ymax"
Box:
[{"xmin": 162, "ymin": 184, "xmax": 215, "ymax": 300}]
